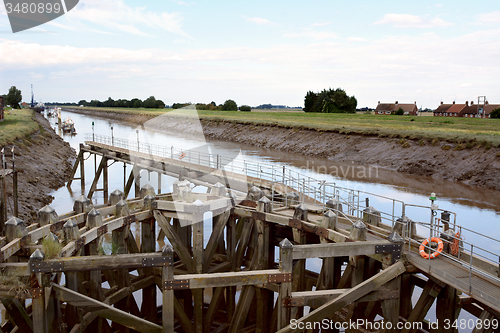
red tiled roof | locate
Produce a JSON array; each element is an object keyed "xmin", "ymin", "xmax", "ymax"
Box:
[
  {"xmin": 446, "ymin": 104, "xmax": 466, "ymax": 114},
  {"xmin": 396, "ymin": 104, "xmax": 417, "ymax": 112},
  {"xmin": 462, "ymin": 104, "xmax": 478, "ymax": 114},
  {"xmin": 434, "ymin": 104, "xmax": 453, "ymax": 113},
  {"xmin": 484, "ymin": 104, "xmax": 500, "ymax": 115},
  {"xmin": 375, "ymin": 103, "xmax": 395, "ymax": 111}
]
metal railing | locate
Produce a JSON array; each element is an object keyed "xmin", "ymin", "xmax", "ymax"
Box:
[{"xmin": 84, "ymin": 133, "xmax": 500, "ymax": 293}]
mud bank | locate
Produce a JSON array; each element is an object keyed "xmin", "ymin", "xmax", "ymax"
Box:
[
  {"xmin": 64, "ymin": 108, "xmax": 500, "ymax": 191},
  {"xmin": 1, "ymin": 113, "xmax": 75, "ymax": 223}
]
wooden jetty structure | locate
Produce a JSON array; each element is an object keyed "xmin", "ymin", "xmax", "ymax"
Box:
[{"xmin": 1, "ymin": 133, "xmax": 500, "ymax": 333}]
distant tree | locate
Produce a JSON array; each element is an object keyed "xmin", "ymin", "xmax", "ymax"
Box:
[
  {"xmin": 6, "ymin": 86, "xmax": 22, "ymax": 109},
  {"xmin": 239, "ymin": 105, "xmax": 251, "ymax": 112},
  {"xmin": 395, "ymin": 107, "xmax": 404, "ymax": 115},
  {"xmin": 303, "ymin": 88, "xmax": 357, "ymax": 113},
  {"xmin": 172, "ymin": 103, "xmax": 190, "ymax": 109},
  {"xmin": 303, "ymin": 91, "xmax": 317, "ymax": 112},
  {"xmin": 222, "ymin": 99, "xmax": 238, "ymax": 111},
  {"xmin": 491, "ymin": 108, "xmax": 500, "ymax": 119},
  {"xmin": 78, "ymin": 100, "xmax": 88, "ymax": 106},
  {"xmin": 143, "ymin": 96, "xmax": 157, "ymax": 108},
  {"xmin": 256, "ymin": 104, "xmax": 273, "ymax": 109},
  {"xmin": 156, "ymin": 100, "xmax": 165, "ymax": 109}
]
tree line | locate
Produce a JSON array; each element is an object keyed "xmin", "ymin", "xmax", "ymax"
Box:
[
  {"xmin": 172, "ymin": 100, "xmax": 251, "ymax": 112},
  {"xmin": 78, "ymin": 96, "xmax": 165, "ymax": 109},
  {"xmin": 304, "ymin": 88, "xmax": 357, "ymax": 113}
]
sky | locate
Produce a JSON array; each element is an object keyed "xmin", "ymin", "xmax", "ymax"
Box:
[{"xmin": 1, "ymin": 0, "xmax": 499, "ymax": 109}]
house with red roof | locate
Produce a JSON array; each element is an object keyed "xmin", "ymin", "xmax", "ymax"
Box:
[
  {"xmin": 434, "ymin": 100, "xmax": 500, "ymax": 118},
  {"xmin": 375, "ymin": 101, "xmax": 418, "ymax": 115}
]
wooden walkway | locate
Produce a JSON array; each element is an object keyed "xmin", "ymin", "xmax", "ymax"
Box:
[{"xmin": 407, "ymin": 251, "xmax": 500, "ymax": 312}]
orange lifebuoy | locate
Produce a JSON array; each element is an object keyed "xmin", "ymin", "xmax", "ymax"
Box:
[
  {"xmin": 419, "ymin": 237, "xmax": 443, "ymax": 259},
  {"xmin": 451, "ymin": 232, "xmax": 460, "ymax": 256},
  {"xmin": 179, "ymin": 152, "xmax": 186, "ymax": 160}
]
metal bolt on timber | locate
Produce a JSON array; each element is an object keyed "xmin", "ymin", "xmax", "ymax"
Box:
[
  {"xmin": 73, "ymin": 195, "xmax": 92, "ymax": 214},
  {"xmin": 350, "ymin": 220, "xmax": 367, "ymax": 241},
  {"xmin": 109, "ymin": 189, "xmax": 124, "ymax": 206},
  {"xmin": 293, "ymin": 203, "xmax": 308, "ymax": 221},
  {"xmin": 140, "ymin": 184, "xmax": 155, "ymax": 199},
  {"xmin": 37, "ymin": 205, "xmax": 58, "ymax": 227},
  {"xmin": 5, "ymin": 216, "xmax": 27, "ymax": 242},
  {"xmin": 322, "ymin": 209, "xmax": 337, "ymax": 230},
  {"xmin": 257, "ymin": 196, "xmax": 271, "ymax": 213},
  {"xmin": 115, "ymin": 199, "xmax": 130, "ymax": 217},
  {"xmin": 86, "ymin": 208, "xmax": 102, "ymax": 229},
  {"xmin": 143, "ymin": 194, "xmax": 155, "ymax": 211},
  {"xmin": 63, "ymin": 219, "xmax": 80, "ymax": 242}
]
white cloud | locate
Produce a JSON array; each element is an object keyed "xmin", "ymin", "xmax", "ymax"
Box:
[
  {"xmin": 246, "ymin": 17, "xmax": 275, "ymax": 26},
  {"xmin": 347, "ymin": 37, "xmax": 367, "ymax": 42},
  {"xmin": 477, "ymin": 11, "xmax": 500, "ymax": 25},
  {"xmin": 2, "ymin": 25, "xmax": 500, "ymax": 108},
  {"xmin": 63, "ymin": 0, "xmax": 190, "ymax": 37},
  {"xmin": 460, "ymin": 83, "xmax": 472, "ymax": 87},
  {"xmin": 284, "ymin": 28, "xmax": 338, "ymax": 40},
  {"xmin": 374, "ymin": 13, "xmax": 453, "ymax": 28},
  {"xmin": 312, "ymin": 22, "xmax": 333, "ymax": 27},
  {"xmin": 435, "ymin": 4, "xmax": 443, "ymax": 7}
]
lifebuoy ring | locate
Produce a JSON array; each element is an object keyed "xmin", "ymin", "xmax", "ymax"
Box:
[
  {"xmin": 179, "ymin": 152, "xmax": 186, "ymax": 160},
  {"xmin": 419, "ymin": 237, "xmax": 443, "ymax": 259}
]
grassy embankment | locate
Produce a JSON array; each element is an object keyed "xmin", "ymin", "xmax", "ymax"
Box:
[
  {"xmin": 68, "ymin": 106, "xmax": 500, "ymax": 147},
  {"xmin": 0, "ymin": 109, "xmax": 40, "ymax": 148}
]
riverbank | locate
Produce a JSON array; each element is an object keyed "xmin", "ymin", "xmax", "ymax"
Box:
[
  {"xmin": 0, "ymin": 111, "xmax": 75, "ymax": 223},
  {"xmin": 63, "ymin": 107, "xmax": 500, "ymax": 191}
]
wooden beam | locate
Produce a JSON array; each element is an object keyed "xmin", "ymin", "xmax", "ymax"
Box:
[
  {"xmin": 153, "ymin": 210, "xmax": 195, "ymax": 273},
  {"xmin": 52, "ymin": 284, "xmax": 162, "ymax": 333},
  {"xmin": 292, "ymin": 241, "xmax": 394, "ymax": 260},
  {"xmin": 203, "ymin": 210, "xmax": 230, "ymax": 272},
  {"xmin": 401, "ymin": 279, "xmax": 445, "ymax": 333},
  {"xmin": 0, "ymin": 297, "xmax": 33, "ymax": 333},
  {"xmin": 277, "ymin": 261, "xmax": 406, "ymax": 333}
]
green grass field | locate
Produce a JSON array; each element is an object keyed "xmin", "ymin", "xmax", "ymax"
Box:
[
  {"xmin": 0, "ymin": 109, "xmax": 39, "ymax": 147},
  {"xmin": 68, "ymin": 107, "xmax": 500, "ymax": 146}
]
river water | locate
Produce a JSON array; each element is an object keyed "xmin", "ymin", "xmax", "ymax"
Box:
[{"xmin": 46, "ymin": 109, "xmax": 500, "ymax": 326}]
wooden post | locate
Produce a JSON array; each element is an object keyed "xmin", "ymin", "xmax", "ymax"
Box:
[
  {"xmin": 86, "ymin": 208, "xmax": 105, "ymax": 331},
  {"xmin": 142, "ymin": 192, "xmax": 157, "ymax": 323},
  {"xmin": 134, "ymin": 167, "xmax": 141, "ymax": 198},
  {"xmin": 73, "ymin": 195, "xmax": 92, "ymax": 214},
  {"xmin": 256, "ymin": 197, "xmax": 271, "ymax": 333},
  {"xmin": 37, "ymin": 205, "xmax": 58, "ymax": 227},
  {"xmin": 80, "ymin": 148, "xmax": 85, "ymax": 192},
  {"xmin": 13, "ymin": 170, "xmax": 18, "ymax": 217},
  {"xmin": 103, "ymin": 157, "xmax": 109, "ymax": 204},
  {"xmin": 0, "ymin": 175, "xmax": 5, "ymax": 233},
  {"xmin": 30, "ymin": 249, "xmax": 47, "ymax": 333},
  {"xmin": 109, "ymin": 189, "xmax": 124, "ymax": 206},
  {"xmin": 193, "ymin": 207, "xmax": 204, "ymax": 333},
  {"xmin": 162, "ymin": 245, "xmax": 174, "ymax": 333},
  {"xmin": 278, "ymin": 238, "xmax": 293, "ymax": 330}
]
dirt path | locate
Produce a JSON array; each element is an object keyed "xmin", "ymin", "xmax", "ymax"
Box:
[
  {"xmin": 1, "ymin": 113, "xmax": 75, "ymax": 223},
  {"xmin": 64, "ymin": 108, "xmax": 500, "ymax": 191}
]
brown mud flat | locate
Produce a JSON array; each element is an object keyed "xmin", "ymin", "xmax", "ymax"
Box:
[
  {"xmin": 64, "ymin": 108, "xmax": 500, "ymax": 192},
  {"xmin": 1, "ymin": 113, "xmax": 75, "ymax": 223}
]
